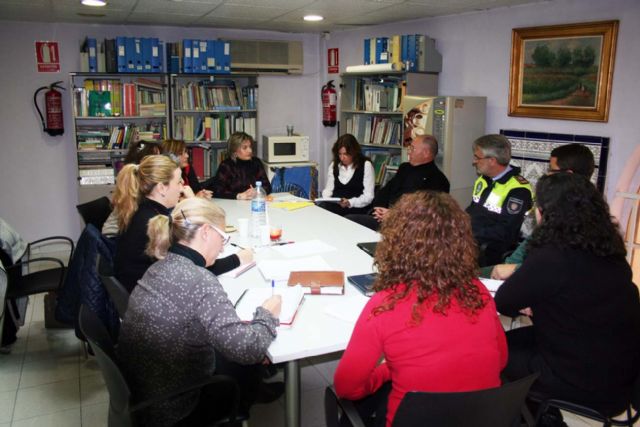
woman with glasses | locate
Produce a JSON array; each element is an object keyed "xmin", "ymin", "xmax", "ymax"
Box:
[
  {"xmin": 118, "ymin": 197, "xmax": 281, "ymax": 427},
  {"xmin": 113, "ymin": 155, "xmax": 253, "ymax": 292}
]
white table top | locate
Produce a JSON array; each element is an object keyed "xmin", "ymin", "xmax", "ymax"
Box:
[{"xmin": 212, "ymin": 196, "xmax": 379, "ymax": 364}]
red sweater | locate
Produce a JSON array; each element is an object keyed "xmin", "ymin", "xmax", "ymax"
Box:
[{"xmin": 334, "ymin": 280, "xmax": 507, "ymax": 426}]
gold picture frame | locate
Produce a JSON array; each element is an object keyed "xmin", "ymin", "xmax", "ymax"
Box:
[{"xmin": 508, "ymin": 20, "xmax": 618, "ymax": 122}]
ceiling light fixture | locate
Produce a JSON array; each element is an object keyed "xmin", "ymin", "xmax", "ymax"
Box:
[
  {"xmin": 303, "ymin": 15, "xmax": 324, "ymax": 22},
  {"xmin": 81, "ymin": 0, "xmax": 107, "ymax": 6}
]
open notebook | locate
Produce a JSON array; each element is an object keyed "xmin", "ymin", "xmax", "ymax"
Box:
[{"xmin": 234, "ymin": 285, "xmax": 306, "ymax": 326}]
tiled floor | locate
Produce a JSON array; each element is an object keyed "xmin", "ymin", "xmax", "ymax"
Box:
[{"xmin": 0, "ymin": 293, "xmax": 627, "ymax": 427}]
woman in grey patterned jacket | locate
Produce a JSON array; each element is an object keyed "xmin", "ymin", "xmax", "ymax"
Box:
[{"xmin": 117, "ymin": 197, "xmax": 281, "ymax": 426}]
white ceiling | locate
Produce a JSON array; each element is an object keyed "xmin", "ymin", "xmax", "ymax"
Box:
[{"xmin": 0, "ymin": 0, "xmax": 546, "ymax": 33}]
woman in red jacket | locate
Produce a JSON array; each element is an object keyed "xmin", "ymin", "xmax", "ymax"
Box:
[{"xmin": 334, "ymin": 191, "xmax": 507, "ymax": 427}]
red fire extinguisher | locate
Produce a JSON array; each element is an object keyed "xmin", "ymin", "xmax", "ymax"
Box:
[
  {"xmin": 34, "ymin": 81, "xmax": 65, "ymax": 136},
  {"xmin": 322, "ymin": 80, "xmax": 337, "ymax": 127}
]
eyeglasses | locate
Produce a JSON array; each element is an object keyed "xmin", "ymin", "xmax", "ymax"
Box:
[
  {"xmin": 473, "ymin": 154, "xmax": 492, "ymax": 161},
  {"xmin": 209, "ymin": 224, "xmax": 231, "ymax": 246}
]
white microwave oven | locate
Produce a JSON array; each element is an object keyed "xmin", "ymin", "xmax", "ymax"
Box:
[{"xmin": 262, "ymin": 135, "xmax": 310, "ymax": 163}]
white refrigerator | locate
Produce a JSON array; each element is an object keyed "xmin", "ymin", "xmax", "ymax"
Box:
[{"xmin": 401, "ymin": 95, "xmax": 486, "ymax": 207}]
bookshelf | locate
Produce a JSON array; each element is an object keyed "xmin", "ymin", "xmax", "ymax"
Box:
[
  {"xmin": 70, "ymin": 72, "xmax": 169, "ymax": 203},
  {"xmin": 339, "ymin": 71, "xmax": 438, "ymax": 185},
  {"xmin": 169, "ymin": 73, "xmax": 259, "ymax": 182}
]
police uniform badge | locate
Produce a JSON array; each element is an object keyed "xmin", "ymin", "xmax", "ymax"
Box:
[
  {"xmin": 474, "ymin": 181, "xmax": 483, "ymax": 195},
  {"xmin": 506, "ymin": 197, "xmax": 524, "ymax": 214}
]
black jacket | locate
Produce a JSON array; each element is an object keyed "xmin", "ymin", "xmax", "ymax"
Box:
[{"xmin": 373, "ymin": 161, "xmax": 450, "ymax": 208}]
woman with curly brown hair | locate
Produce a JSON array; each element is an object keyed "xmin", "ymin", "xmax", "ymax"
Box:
[{"xmin": 334, "ymin": 191, "xmax": 507, "ymax": 427}]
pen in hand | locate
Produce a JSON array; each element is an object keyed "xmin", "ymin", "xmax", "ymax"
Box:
[{"xmin": 271, "ymin": 279, "xmax": 275, "ymax": 296}]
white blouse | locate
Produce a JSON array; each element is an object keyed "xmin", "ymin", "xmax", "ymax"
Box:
[{"xmin": 321, "ymin": 160, "xmax": 375, "ymax": 208}]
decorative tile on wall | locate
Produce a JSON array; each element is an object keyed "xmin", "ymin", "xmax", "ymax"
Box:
[{"xmin": 500, "ymin": 129, "xmax": 609, "ymax": 193}]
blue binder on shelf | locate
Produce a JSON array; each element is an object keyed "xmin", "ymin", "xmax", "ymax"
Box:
[
  {"xmin": 134, "ymin": 38, "xmax": 143, "ymax": 71},
  {"xmin": 376, "ymin": 37, "xmax": 388, "ymax": 64},
  {"xmin": 407, "ymin": 34, "xmax": 417, "ymax": 71},
  {"xmin": 141, "ymin": 38, "xmax": 152, "ymax": 72},
  {"xmin": 192, "ymin": 39, "xmax": 200, "ymax": 74},
  {"xmin": 364, "ymin": 39, "xmax": 371, "ymax": 65},
  {"xmin": 222, "ymin": 41, "xmax": 231, "ymax": 73},
  {"xmin": 116, "ymin": 37, "xmax": 127, "ymax": 72},
  {"xmin": 87, "ymin": 38, "xmax": 98, "ymax": 72},
  {"xmin": 206, "ymin": 40, "xmax": 216, "ymax": 73},
  {"xmin": 151, "ymin": 38, "xmax": 161, "ymax": 72},
  {"xmin": 197, "ymin": 40, "xmax": 208, "ymax": 73},
  {"xmin": 401, "ymin": 35, "xmax": 408, "ymax": 67},
  {"xmin": 125, "ymin": 37, "xmax": 136, "ymax": 71},
  {"xmin": 182, "ymin": 39, "xmax": 192, "ymax": 73}
]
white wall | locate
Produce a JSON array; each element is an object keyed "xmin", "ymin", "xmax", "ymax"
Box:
[
  {"xmin": 0, "ymin": 21, "xmax": 320, "ymax": 241},
  {"xmin": 323, "ymin": 0, "xmax": 640, "ymax": 200},
  {"xmin": 2, "ymin": 0, "xmax": 638, "ymax": 241}
]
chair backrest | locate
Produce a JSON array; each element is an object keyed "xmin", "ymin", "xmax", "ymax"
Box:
[
  {"xmin": 76, "ymin": 197, "xmax": 112, "ymax": 232},
  {"xmin": 79, "ymin": 304, "xmax": 134, "ymax": 427},
  {"xmin": 97, "ymin": 254, "xmax": 130, "ymax": 318},
  {"xmin": 392, "ymin": 373, "xmax": 539, "ymax": 427}
]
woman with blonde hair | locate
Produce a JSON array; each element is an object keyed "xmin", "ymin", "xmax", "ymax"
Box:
[
  {"xmin": 334, "ymin": 191, "xmax": 507, "ymax": 427},
  {"xmin": 113, "ymin": 155, "xmax": 251, "ymax": 292},
  {"xmin": 161, "ymin": 139, "xmax": 212, "ymax": 198},
  {"xmin": 210, "ymin": 132, "xmax": 271, "ymax": 199},
  {"xmin": 118, "ymin": 197, "xmax": 281, "ymax": 427}
]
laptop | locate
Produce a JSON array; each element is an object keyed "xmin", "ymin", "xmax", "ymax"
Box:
[
  {"xmin": 347, "ymin": 273, "xmax": 377, "ymax": 297},
  {"xmin": 356, "ymin": 241, "xmax": 378, "ymax": 257}
]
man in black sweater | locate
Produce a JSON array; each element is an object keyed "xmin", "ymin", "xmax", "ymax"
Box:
[{"xmin": 346, "ymin": 135, "xmax": 450, "ymax": 230}]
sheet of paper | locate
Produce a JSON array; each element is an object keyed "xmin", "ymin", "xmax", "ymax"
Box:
[
  {"xmin": 270, "ymin": 192, "xmax": 303, "ymax": 202},
  {"xmin": 219, "ymin": 261, "xmax": 257, "ymax": 278},
  {"xmin": 270, "ymin": 201, "xmax": 314, "ymax": 211},
  {"xmin": 324, "ymin": 296, "xmax": 369, "ymax": 323},
  {"xmin": 314, "ymin": 197, "xmax": 341, "ymax": 203},
  {"xmin": 235, "ymin": 285, "xmax": 305, "ymax": 324},
  {"xmin": 224, "ymin": 286, "xmax": 248, "ymax": 307},
  {"xmin": 258, "ymin": 255, "xmax": 332, "ymax": 281},
  {"xmin": 217, "ymin": 244, "xmax": 239, "ymax": 259},
  {"xmin": 273, "ymin": 240, "xmax": 336, "ymax": 258},
  {"xmin": 479, "ymin": 278, "xmax": 504, "ymax": 294}
]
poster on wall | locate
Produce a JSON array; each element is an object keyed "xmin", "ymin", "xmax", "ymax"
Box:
[
  {"xmin": 35, "ymin": 41, "xmax": 60, "ymax": 72},
  {"xmin": 328, "ymin": 48, "xmax": 339, "ymax": 74}
]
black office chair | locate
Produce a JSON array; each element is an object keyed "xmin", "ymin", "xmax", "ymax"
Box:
[
  {"xmin": 531, "ymin": 374, "xmax": 640, "ymax": 427},
  {"xmin": 97, "ymin": 254, "xmax": 129, "ymax": 319},
  {"xmin": 76, "ymin": 196, "xmax": 112, "ymax": 232},
  {"xmin": 78, "ymin": 304, "xmax": 247, "ymax": 427},
  {"xmin": 325, "ymin": 373, "xmax": 539, "ymax": 427}
]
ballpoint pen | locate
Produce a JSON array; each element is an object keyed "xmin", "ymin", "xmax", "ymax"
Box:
[
  {"xmin": 272, "ymin": 241, "xmax": 295, "ymax": 246},
  {"xmin": 230, "ymin": 242, "xmax": 245, "ymax": 250},
  {"xmin": 271, "ymin": 279, "xmax": 275, "ymax": 296}
]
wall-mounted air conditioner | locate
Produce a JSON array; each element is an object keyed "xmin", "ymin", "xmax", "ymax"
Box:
[{"xmin": 229, "ymin": 40, "xmax": 303, "ymax": 74}]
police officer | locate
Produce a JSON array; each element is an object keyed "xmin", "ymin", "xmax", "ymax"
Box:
[{"xmin": 466, "ymin": 134, "xmax": 533, "ymax": 266}]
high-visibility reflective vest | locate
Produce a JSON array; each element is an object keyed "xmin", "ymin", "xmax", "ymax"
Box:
[{"xmin": 471, "ymin": 174, "xmax": 532, "ymax": 214}]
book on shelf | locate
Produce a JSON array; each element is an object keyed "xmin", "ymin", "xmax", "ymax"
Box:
[{"xmin": 78, "ymin": 167, "xmax": 115, "ymax": 186}]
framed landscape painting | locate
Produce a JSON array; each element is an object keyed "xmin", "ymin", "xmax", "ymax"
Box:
[{"xmin": 508, "ymin": 20, "xmax": 618, "ymax": 122}]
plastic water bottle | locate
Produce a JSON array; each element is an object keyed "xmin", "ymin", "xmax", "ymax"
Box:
[{"xmin": 251, "ymin": 181, "xmax": 267, "ymax": 238}]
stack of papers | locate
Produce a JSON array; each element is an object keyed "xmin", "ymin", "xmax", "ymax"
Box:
[{"xmin": 258, "ymin": 255, "xmax": 332, "ymax": 281}]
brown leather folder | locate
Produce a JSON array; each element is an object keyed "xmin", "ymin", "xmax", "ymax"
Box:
[{"xmin": 287, "ymin": 271, "xmax": 345, "ymax": 295}]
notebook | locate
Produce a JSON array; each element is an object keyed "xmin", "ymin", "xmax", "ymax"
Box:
[
  {"xmin": 234, "ymin": 285, "xmax": 306, "ymax": 326},
  {"xmin": 219, "ymin": 261, "xmax": 256, "ymax": 278},
  {"xmin": 347, "ymin": 273, "xmax": 377, "ymax": 297},
  {"xmin": 287, "ymin": 271, "xmax": 345, "ymax": 295},
  {"xmin": 356, "ymin": 241, "xmax": 378, "ymax": 257}
]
